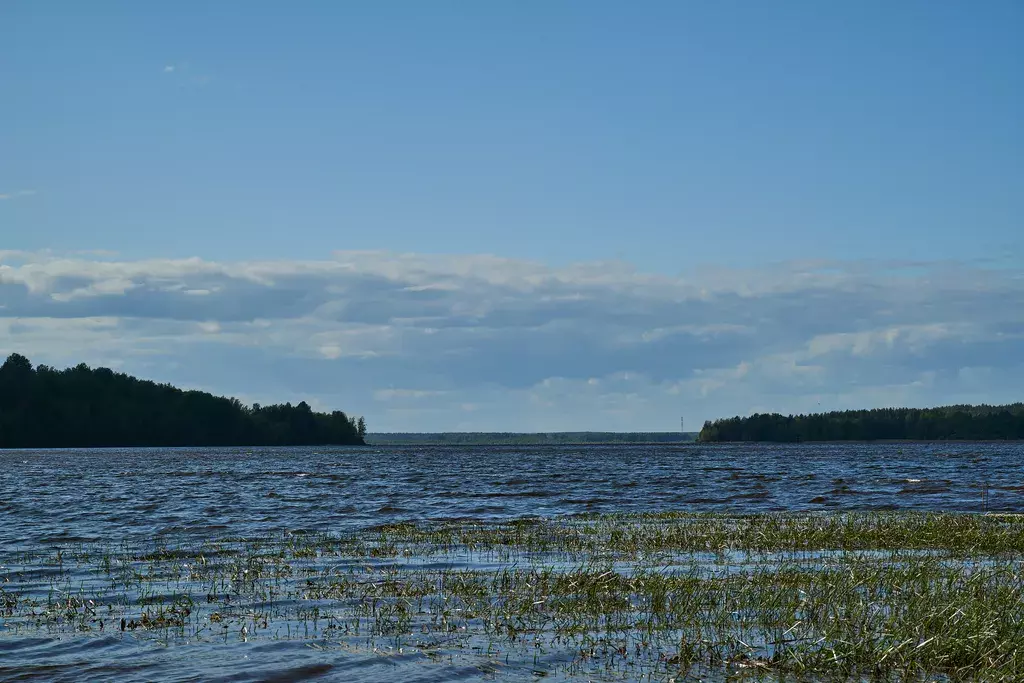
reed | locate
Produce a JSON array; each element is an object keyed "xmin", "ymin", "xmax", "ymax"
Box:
[{"xmin": 1, "ymin": 511, "xmax": 1022, "ymax": 680}]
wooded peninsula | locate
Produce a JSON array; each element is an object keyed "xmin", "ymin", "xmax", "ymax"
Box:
[
  {"xmin": 698, "ymin": 404, "xmax": 1024, "ymax": 442},
  {"xmin": 0, "ymin": 354, "xmax": 365, "ymax": 448}
]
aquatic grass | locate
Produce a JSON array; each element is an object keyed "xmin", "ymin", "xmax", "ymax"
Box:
[
  {"xmin": 1, "ymin": 512, "xmax": 1023, "ymax": 680},
  {"xmin": 359, "ymin": 511, "xmax": 1024, "ymax": 562}
]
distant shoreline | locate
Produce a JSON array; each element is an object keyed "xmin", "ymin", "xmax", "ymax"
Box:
[
  {"xmin": 698, "ymin": 404, "xmax": 1024, "ymax": 443},
  {"xmin": 367, "ymin": 431, "xmax": 699, "ymax": 446},
  {"xmin": 5, "ymin": 439, "xmax": 1020, "ymax": 451},
  {"xmin": 364, "ymin": 438, "xmax": 1019, "ymax": 448},
  {"xmin": 696, "ymin": 439, "xmax": 1024, "ymax": 445},
  {"xmin": 365, "ymin": 440, "xmax": 701, "ymax": 447}
]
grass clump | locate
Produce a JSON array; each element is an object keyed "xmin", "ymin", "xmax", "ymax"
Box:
[{"xmin": 1, "ymin": 512, "xmax": 1022, "ymax": 681}]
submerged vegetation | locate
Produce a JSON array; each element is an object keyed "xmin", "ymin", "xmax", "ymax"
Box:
[
  {"xmin": 0, "ymin": 353, "xmax": 366, "ymax": 448},
  {"xmin": 699, "ymin": 404, "xmax": 1024, "ymax": 442},
  {"xmin": 3, "ymin": 512, "xmax": 1023, "ymax": 681}
]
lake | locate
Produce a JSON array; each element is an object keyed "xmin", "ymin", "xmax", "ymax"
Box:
[{"xmin": 1, "ymin": 443, "xmax": 1022, "ymax": 681}]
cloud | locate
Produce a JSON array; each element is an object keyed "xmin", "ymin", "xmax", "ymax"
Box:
[
  {"xmin": 161, "ymin": 62, "xmax": 213, "ymax": 87},
  {"xmin": 373, "ymin": 388, "xmax": 448, "ymax": 402},
  {"xmin": 0, "ymin": 250, "xmax": 1022, "ymax": 430},
  {"xmin": 0, "ymin": 189, "xmax": 36, "ymax": 201}
]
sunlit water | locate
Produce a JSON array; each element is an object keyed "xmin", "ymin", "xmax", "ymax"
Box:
[{"xmin": 1, "ymin": 443, "xmax": 1022, "ymax": 682}]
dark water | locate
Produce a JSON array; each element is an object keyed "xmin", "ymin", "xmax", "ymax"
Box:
[{"xmin": 1, "ymin": 443, "xmax": 1022, "ymax": 681}]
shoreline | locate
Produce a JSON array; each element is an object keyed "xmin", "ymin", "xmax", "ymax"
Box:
[{"xmin": 696, "ymin": 438, "xmax": 1024, "ymax": 445}]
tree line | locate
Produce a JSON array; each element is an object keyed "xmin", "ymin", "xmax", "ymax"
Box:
[
  {"xmin": 0, "ymin": 354, "xmax": 366, "ymax": 448},
  {"xmin": 698, "ymin": 404, "xmax": 1024, "ymax": 442}
]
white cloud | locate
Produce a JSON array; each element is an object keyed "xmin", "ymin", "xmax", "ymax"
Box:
[
  {"xmin": 49, "ymin": 276, "xmax": 138, "ymax": 302},
  {"xmin": 161, "ymin": 62, "xmax": 212, "ymax": 87},
  {"xmin": 318, "ymin": 344, "xmax": 343, "ymax": 360},
  {"xmin": 373, "ymin": 388, "xmax": 447, "ymax": 401},
  {"xmin": 0, "ymin": 189, "xmax": 36, "ymax": 201},
  {"xmin": 1, "ymin": 250, "xmax": 1022, "ymax": 430},
  {"xmin": 805, "ymin": 323, "xmax": 980, "ymax": 358}
]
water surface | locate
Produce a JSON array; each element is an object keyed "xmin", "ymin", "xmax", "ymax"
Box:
[{"xmin": 1, "ymin": 443, "xmax": 1022, "ymax": 681}]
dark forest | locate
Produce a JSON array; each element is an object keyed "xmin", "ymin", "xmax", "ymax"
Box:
[
  {"xmin": 0, "ymin": 354, "xmax": 365, "ymax": 448},
  {"xmin": 699, "ymin": 404, "xmax": 1024, "ymax": 442}
]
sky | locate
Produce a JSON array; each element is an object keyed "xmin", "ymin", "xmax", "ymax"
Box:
[{"xmin": 1, "ymin": 1, "xmax": 1022, "ymax": 431}]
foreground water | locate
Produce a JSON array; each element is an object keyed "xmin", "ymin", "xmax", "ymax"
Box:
[{"xmin": 1, "ymin": 443, "xmax": 1022, "ymax": 682}]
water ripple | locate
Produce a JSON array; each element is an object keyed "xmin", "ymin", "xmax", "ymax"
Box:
[{"xmin": 1, "ymin": 442, "xmax": 1022, "ymax": 681}]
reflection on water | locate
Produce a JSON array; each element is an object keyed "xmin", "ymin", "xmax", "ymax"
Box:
[{"xmin": 0, "ymin": 443, "xmax": 1022, "ymax": 681}]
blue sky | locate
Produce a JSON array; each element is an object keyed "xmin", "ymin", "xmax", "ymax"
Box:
[{"xmin": 2, "ymin": 2, "xmax": 1022, "ymax": 431}]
